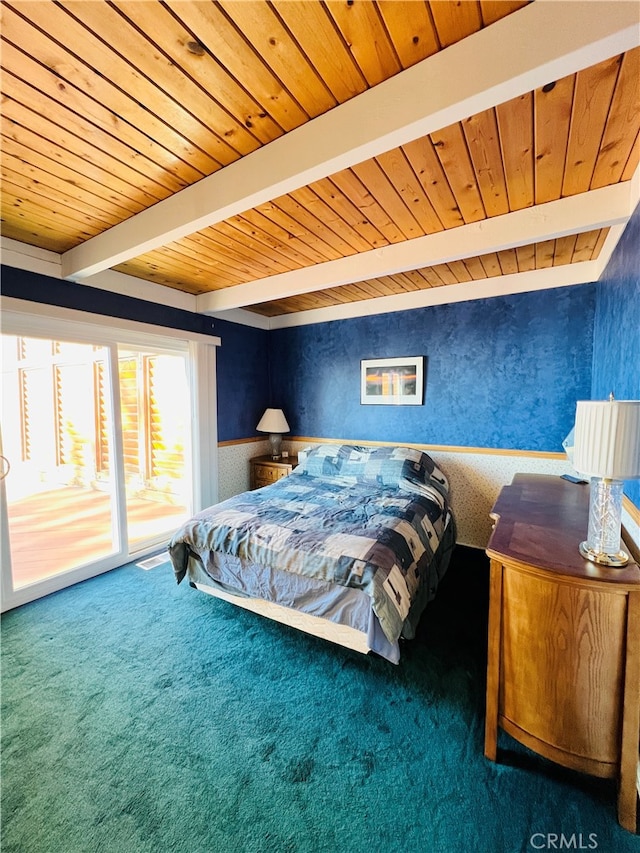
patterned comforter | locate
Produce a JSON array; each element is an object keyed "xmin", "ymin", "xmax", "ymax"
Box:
[{"xmin": 169, "ymin": 445, "xmax": 454, "ymax": 645}]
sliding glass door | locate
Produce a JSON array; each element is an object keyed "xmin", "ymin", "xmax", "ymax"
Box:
[
  {"xmin": 2, "ymin": 335, "xmax": 121, "ymax": 590},
  {"xmin": 0, "ymin": 307, "xmax": 207, "ymax": 610}
]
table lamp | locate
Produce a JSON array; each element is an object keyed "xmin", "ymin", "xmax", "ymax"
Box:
[
  {"xmin": 573, "ymin": 396, "xmax": 640, "ymax": 566},
  {"xmin": 257, "ymin": 408, "xmax": 290, "ymax": 459}
]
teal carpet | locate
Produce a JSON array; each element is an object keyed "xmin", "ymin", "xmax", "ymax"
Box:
[{"xmin": 1, "ymin": 548, "xmax": 638, "ymax": 853}]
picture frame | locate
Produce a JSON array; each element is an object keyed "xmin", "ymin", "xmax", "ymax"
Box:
[{"xmin": 360, "ymin": 356, "xmax": 425, "ymax": 405}]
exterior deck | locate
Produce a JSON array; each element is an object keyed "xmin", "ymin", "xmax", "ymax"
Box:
[{"xmin": 6, "ymin": 486, "xmax": 186, "ymax": 590}]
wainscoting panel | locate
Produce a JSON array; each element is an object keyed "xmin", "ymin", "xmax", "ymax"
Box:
[{"xmin": 217, "ymin": 440, "xmax": 269, "ymax": 502}]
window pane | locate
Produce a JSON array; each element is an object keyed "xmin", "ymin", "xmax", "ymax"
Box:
[
  {"xmin": 2, "ymin": 335, "xmax": 120, "ymax": 589},
  {"xmin": 118, "ymin": 348, "xmax": 191, "ymax": 549}
]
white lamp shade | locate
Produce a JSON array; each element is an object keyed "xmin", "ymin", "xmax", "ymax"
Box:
[
  {"xmin": 256, "ymin": 408, "xmax": 290, "ymax": 434},
  {"xmin": 573, "ymin": 399, "xmax": 640, "ymax": 479}
]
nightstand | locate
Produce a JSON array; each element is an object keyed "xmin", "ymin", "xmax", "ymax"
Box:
[
  {"xmin": 484, "ymin": 473, "xmax": 640, "ymax": 833},
  {"xmin": 249, "ymin": 455, "xmax": 298, "ymax": 490}
]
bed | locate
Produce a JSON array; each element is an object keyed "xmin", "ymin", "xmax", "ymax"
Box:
[{"xmin": 168, "ymin": 444, "xmax": 455, "ymax": 663}]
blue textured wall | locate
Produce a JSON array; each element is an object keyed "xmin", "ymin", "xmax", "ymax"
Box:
[
  {"xmin": 592, "ymin": 202, "xmax": 640, "ymax": 506},
  {"xmin": 270, "ymin": 286, "xmax": 596, "ymax": 452},
  {"xmin": 214, "ymin": 317, "xmax": 271, "ymax": 442}
]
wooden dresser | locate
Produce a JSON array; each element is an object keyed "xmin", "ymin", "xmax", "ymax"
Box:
[
  {"xmin": 484, "ymin": 473, "xmax": 640, "ymax": 832},
  {"xmin": 249, "ymin": 455, "xmax": 298, "ymax": 490}
]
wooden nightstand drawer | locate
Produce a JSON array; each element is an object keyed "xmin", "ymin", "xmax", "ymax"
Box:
[
  {"xmin": 253, "ymin": 464, "xmax": 279, "ymax": 483},
  {"xmin": 249, "ymin": 455, "xmax": 298, "ymax": 490}
]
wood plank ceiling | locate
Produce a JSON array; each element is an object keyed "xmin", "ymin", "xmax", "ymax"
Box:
[{"xmin": 1, "ymin": 1, "xmax": 639, "ymax": 320}]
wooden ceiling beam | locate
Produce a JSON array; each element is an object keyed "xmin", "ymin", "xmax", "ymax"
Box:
[{"xmin": 61, "ymin": 1, "xmax": 640, "ymax": 281}]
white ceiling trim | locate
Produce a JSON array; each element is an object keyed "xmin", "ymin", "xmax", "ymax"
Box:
[
  {"xmin": 0, "ymin": 295, "xmax": 220, "ymax": 347},
  {"xmin": 266, "ymin": 261, "xmax": 602, "ymax": 330},
  {"xmin": 76, "ymin": 268, "xmax": 197, "ymax": 312},
  {"xmin": 1, "ymin": 238, "xmax": 63, "ymax": 280},
  {"xmin": 196, "ymin": 182, "xmax": 634, "ymax": 313},
  {"xmin": 206, "ymin": 308, "xmax": 272, "ymax": 331},
  {"xmin": 60, "ymin": 0, "xmax": 640, "ymax": 281},
  {"xmin": 0, "ymin": 237, "xmax": 197, "ymax": 313}
]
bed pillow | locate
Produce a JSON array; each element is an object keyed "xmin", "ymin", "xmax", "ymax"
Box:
[
  {"xmin": 295, "ymin": 444, "xmax": 449, "ymax": 496},
  {"xmin": 295, "ymin": 444, "xmax": 368, "ymax": 481},
  {"xmin": 364, "ymin": 445, "xmax": 449, "ymax": 497}
]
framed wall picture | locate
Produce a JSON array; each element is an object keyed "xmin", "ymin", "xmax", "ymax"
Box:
[{"xmin": 360, "ymin": 356, "xmax": 425, "ymax": 405}]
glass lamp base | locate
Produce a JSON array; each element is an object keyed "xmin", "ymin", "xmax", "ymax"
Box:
[
  {"xmin": 580, "ymin": 477, "xmax": 629, "ymax": 567},
  {"xmin": 579, "ymin": 541, "xmax": 629, "ymax": 567},
  {"xmin": 268, "ymin": 433, "xmax": 282, "ymax": 459}
]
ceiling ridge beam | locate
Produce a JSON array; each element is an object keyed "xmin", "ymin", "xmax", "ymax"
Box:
[
  {"xmin": 61, "ymin": 0, "xmax": 640, "ymax": 280},
  {"xmin": 196, "ymin": 182, "xmax": 635, "ymax": 313}
]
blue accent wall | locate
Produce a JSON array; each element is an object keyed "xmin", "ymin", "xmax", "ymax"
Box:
[
  {"xmin": 213, "ymin": 317, "xmax": 271, "ymax": 442},
  {"xmin": 592, "ymin": 202, "xmax": 640, "ymax": 506},
  {"xmin": 270, "ymin": 286, "xmax": 596, "ymax": 452}
]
